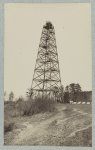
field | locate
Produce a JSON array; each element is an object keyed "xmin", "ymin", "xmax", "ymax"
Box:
[{"xmin": 4, "ymin": 103, "xmax": 92, "ymax": 146}]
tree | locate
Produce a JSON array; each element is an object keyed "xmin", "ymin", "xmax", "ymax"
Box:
[
  {"xmin": 26, "ymin": 88, "xmax": 33, "ymax": 98},
  {"xmin": 65, "ymin": 86, "xmax": 69, "ymax": 92},
  {"xmin": 69, "ymin": 83, "xmax": 75, "ymax": 93},
  {"xmin": 64, "ymin": 92, "xmax": 69, "ymax": 103},
  {"xmin": 52, "ymin": 86, "xmax": 59, "ymax": 101},
  {"xmin": 9, "ymin": 91, "xmax": 14, "ymax": 101},
  {"xmin": 4, "ymin": 91, "xmax": 7, "ymax": 101},
  {"xmin": 59, "ymin": 85, "xmax": 64, "ymax": 102},
  {"xmin": 16, "ymin": 97, "xmax": 24, "ymax": 116},
  {"xmin": 65, "ymin": 83, "xmax": 82, "ymax": 102},
  {"xmin": 69, "ymin": 83, "xmax": 81, "ymax": 93},
  {"xmin": 51, "ymin": 85, "xmax": 64, "ymax": 102},
  {"xmin": 74, "ymin": 83, "xmax": 81, "ymax": 92}
]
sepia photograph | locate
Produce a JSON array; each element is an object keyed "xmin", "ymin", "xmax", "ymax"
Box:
[{"xmin": 4, "ymin": 3, "xmax": 92, "ymax": 146}]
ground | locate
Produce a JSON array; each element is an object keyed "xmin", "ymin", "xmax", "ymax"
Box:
[{"xmin": 4, "ymin": 103, "xmax": 92, "ymax": 146}]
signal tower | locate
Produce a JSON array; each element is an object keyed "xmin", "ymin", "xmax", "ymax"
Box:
[{"xmin": 28, "ymin": 22, "xmax": 62, "ymax": 99}]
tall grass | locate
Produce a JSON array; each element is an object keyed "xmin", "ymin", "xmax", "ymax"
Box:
[
  {"xmin": 5, "ymin": 96, "xmax": 55, "ymax": 117},
  {"xmin": 4, "ymin": 96, "xmax": 55, "ymax": 133},
  {"xmin": 17, "ymin": 96, "xmax": 55, "ymax": 116}
]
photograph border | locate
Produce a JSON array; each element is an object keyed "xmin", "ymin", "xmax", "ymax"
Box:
[{"xmin": 0, "ymin": 0, "xmax": 95, "ymax": 149}]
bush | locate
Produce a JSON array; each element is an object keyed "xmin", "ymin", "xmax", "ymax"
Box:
[
  {"xmin": 4, "ymin": 120, "xmax": 14, "ymax": 133},
  {"xmin": 16, "ymin": 96, "xmax": 55, "ymax": 116}
]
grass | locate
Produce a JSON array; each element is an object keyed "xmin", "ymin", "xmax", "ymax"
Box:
[
  {"xmin": 62, "ymin": 127, "xmax": 92, "ymax": 147},
  {"xmin": 16, "ymin": 96, "xmax": 56, "ymax": 115},
  {"xmin": 4, "ymin": 96, "xmax": 56, "ymax": 133},
  {"xmin": 4, "ymin": 98, "xmax": 92, "ymax": 146}
]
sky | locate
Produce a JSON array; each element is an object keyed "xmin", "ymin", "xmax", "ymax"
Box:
[{"xmin": 4, "ymin": 3, "xmax": 92, "ymax": 98}]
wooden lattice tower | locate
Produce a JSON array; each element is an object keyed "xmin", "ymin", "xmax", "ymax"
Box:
[{"xmin": 28, "ymin": 22, "xmax": 62, "ymax": 98}]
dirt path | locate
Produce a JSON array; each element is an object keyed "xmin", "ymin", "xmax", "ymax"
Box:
[{"xmin": 6, "ymin": 104, "xmax": 92, "ymax": 146}]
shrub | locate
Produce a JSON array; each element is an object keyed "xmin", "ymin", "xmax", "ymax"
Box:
[
  {"xmin": 4, "ymin": 120, "xmax": 14, "ymax": 133},
  {"xmin": 16, "ymin": 96, "xmax": 55, "ymax": 116}
]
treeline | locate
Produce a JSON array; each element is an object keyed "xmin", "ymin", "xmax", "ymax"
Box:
[
  {"xmin": 63, "ymin": 83, "xmax": 92, "ymax": 103},
  {"xmin": 64, "ymin": 91, "xmax": 92, "ymax": 103},
  {"xmin": 4, "ymin": 83, "xmax": 92, "ymax": 103}
]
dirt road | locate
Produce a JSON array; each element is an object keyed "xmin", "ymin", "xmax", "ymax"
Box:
[{"xmin": 5, "ymin": 104, "xmax": 92, "ymax": 146}]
